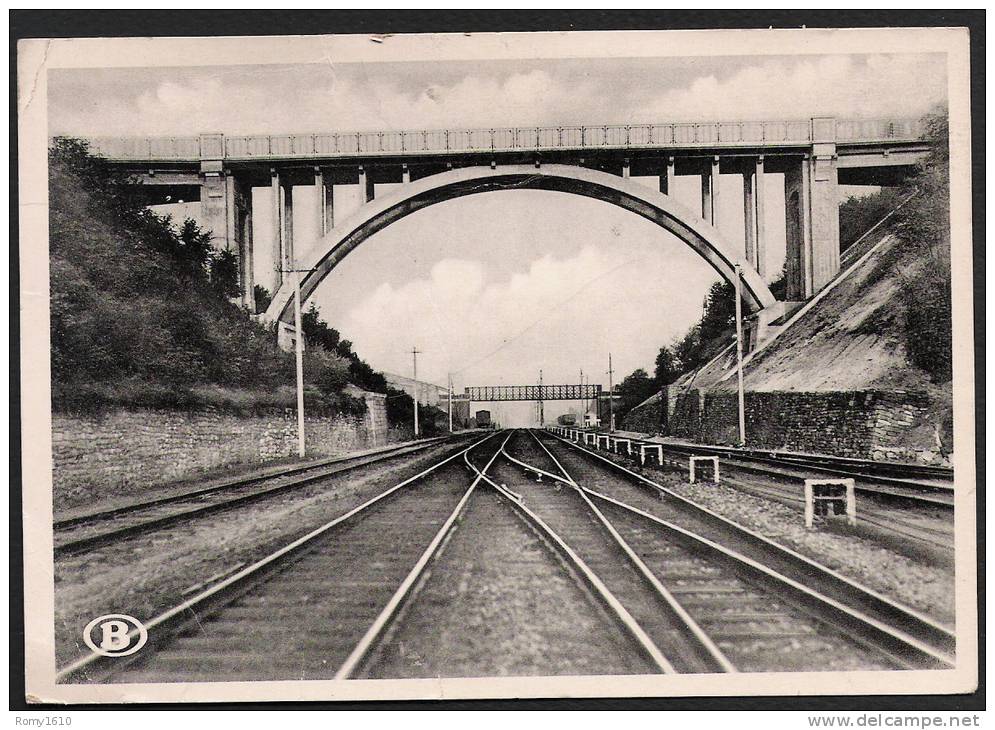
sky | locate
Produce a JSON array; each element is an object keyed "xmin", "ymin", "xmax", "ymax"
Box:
[{"xmin": 49, "ymin": 50, "xmax": 947, "ymax": 426}]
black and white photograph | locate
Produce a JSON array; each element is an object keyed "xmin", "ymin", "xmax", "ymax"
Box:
[{"xmin": 15, "ymin": 21, "xmax": 979, "ymax": 706}]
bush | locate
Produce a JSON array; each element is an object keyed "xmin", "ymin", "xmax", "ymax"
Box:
[
  {"xmin": 838, "ymin": 187, "xmax": 905, "ymax": 253},
  {"xmin": 48, "ymin": 139, "xmax": 395, "ymax": 415},
  {"xmin": 894, "ymin": 111, "xmax": 952, "ymax": 383}
]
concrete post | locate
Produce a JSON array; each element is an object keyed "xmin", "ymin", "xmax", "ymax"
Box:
[
  {"xmin": 659, "ymin": 157, "xmax": 675, "ymax": 195},
  {"xmin": 800, "ymin": 155, "xmax": 814, "ymax": 297},
  {"xmin": 224, "ymin": 174, "xmax": 254, "ymax": 311},
  {"xmin": 622, "ymin": 158, "xmax": 630, "ymax": 179},
  {"xmin": 743, "ymin": 166, "xmax": 757, "ymax": 266},
  {"xmin": 809, "ymin": 117, "xmax": 841, "ymax": 292},
  {"xmin": 783, "ymin": 121, "xmax": 841, "ymax": 300},
  {"xmin": 402, "ymin": 163, "xmax": 411, "ymax": 184},
  {"xmin": 700, "ymin": 164, "xmax": 713, "ymax": 223},
  {"xmin": 755, "ymin": 156, "xmax": 767, "ymax": 278},
  {"xmin": 270, "ymin": 169, "xmax": 282, "ymax": 290},
  {"xmin": 240, "ymin": 187, "xmax": 255, "ymax": 311},
  {"xmin": 359, "ymin": 165, "xmax": 375, "ymax": 203},
  {"xmin": 711, "ymin": 156, "xmax": 721, "ymax": 225},
  {"xmin": 199, "ymin": 160, "xmax": 228, "ymax": 252},
  {"xmin": 224, "ymin": 170, "xmax": 238, "ymax": 256},
  {"xmin": 782, "ymin": 157, "xmax": 813, "ymax": 300},
  {"xmin": 282, "ymin": 182, "xmax": 295, "ymax": 268},
  {"xmin": 315, "ymin": 167, "xmax": 334, "ymax": 237}
]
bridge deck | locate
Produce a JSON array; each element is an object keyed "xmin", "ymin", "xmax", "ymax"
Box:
[{"xmin": 67, "ymin": 116, "xmax": 925, "ymax": 164}]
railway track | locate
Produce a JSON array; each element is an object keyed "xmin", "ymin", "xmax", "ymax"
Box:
[
  {"xmin": 704, "ymin": 470, "xmax": 953, "ymax": 556},
  {"xmin": 560, "ymin": 429, "xmax": 954, "ymax": 508},
  {"xmin": 559, "ymin": 429, "xmax": 953, "ymax": 553},
  {"xmin": 59, "ymin": 428, "xmax": 954, "ymax": 684},
  {"xmin": 58, "ymin": 432, "xmax": 501, "ymax": 683},
  {"xmin": 53, "ymin": 436, "xmax": 454, "ymax": 555},
  {"xmin": 61, "ymin": 431, "xmax": 678, "ymax": 683},
  {"xmin": 345, "ymin": 434, "xmax": 669, "ymax": 678},
  {"xmin": 534, "ymin": 430, "xmax": 956, "ymax": 669}
]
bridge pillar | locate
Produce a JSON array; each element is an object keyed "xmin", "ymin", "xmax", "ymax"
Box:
[
  {"xmin": 359, "ymin": 165, "xmax": 375, "ymax": 203},
  {"xmin": 659, "ymin": 157, "xmax": 675, "ymax": 195},
  {"xmin": 809, "ymin": 118, "xmax": 841, "ymax": 292},
  {"xmin": 783, "ymin": 156, "xmax": 811, "ymax": 299},
  {"xmin": 700, "ymin": 157, "xmax": 719, "ymax": 224},
  {"xmin": 200, "ymin": 156, "xmax": 256, "ymax": 308},
  {"xmin": 282, "ymin": 181, "xmax": 295, "ymax": 268},
  {"xmin": 270, "ymin": 169, "xmax": 282, "ymax": 289},
  {"xmin": 740, "ymin": 156, "xmax": 767, "ymax": 277},
  {"xmin": 783, "ymin": 120, "xmax": 840, "ymax": 299},
  {"xmin": 314, "ymin": 167, "xmax": 334, "ymax": 236},
  {"xmin": 224, "ymin": 174, "xmax": 254, "ymax": 311},
  {"xmin": 755, "ymin": 156, "xmax": 767, "ymax": 278},
  {"xmin": 198, "ymin": 159, "xmax": 228, "ymax": 250},
  {"xmin": 743, "ymin": 165, "xmax": 757, "ymax": 267}
]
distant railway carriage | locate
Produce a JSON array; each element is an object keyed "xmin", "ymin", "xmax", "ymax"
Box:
[
  {"xmin": 557, "ymin": 413, "xmax": 578, "ymax": 426},
  {"xmin": 475, "ymin": 410, "xmax": 491, "ymax": 428}
]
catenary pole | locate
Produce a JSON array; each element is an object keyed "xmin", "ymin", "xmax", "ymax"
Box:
[
  {"xmin": 412, "ymin": 347, "xmax": 421, "ymax": 437},
  {"xmin": 607, "ymin": 353, "xmax": 615, "ymax": 433},
  {"xmin": 293, "ymin": 268, "xmax": 305, "ymax": 457},
  {"xmin": 734, "ymin": 264, "xmax": 746, "ymax": 446}
]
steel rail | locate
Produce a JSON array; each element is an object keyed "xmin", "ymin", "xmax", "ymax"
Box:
[
  {"xmin": 520, "ymin": 431, "xmax": 737, "ymax": 673},
  {"xmin": 605, "ymin": 436, "xmax": 953, "ymax": 503},
  {"xmin": 474, "ymin": 439, "xmax": 677, "ymax": 674},
  {"xmin": 713, "ymin": 472, "xmax": 953, "ymax": 555},
  {"xmin": 55, "ymin": 432, "xmax": 500, "ymax": 683},
  {"xmin": 53, "ymin": 437, "xmax": 455, "ymax": 556},
  {"xmin": 574, "ymin": 432, "xmax": 954, "ymax": 551},
  {"xmin": 580, "ymin": 486, "xmax": 952, "ymax": 669},
  {"xmin": 543, "ymin": 430, "xmax": 957, "ymax": 660},
  {"xmin": 333, "ymin": 433, "xmax": 510, "ymax": 679}
]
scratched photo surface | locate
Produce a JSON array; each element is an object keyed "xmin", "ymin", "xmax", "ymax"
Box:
[{"xmin": 18, "ymin": 28, "xmax": 977, "ymax": 703}]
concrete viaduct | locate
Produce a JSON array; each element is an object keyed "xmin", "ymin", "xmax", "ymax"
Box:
[{"xmin": 74, "ymin": 116, "xmax": 927, "ymax": 344}]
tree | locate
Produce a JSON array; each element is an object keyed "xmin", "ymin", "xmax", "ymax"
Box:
[
  {"xmin": 209, "ymin": 250, "xmax": 241, "ymax": 299},
  {"xmin": 614, "ymin": 368, "xmax": 658, "ymax": 423},
  {"xmin": 254, "ymin": 284, "xmax": 272, "ymax": 314},
  {"xmin": 303, "ymin": 345, "xmax": 351, "ymax": 395},
  {"xmin": 653, "ymin": 346, "xmax": 679, "ymax": 387},
  {"xmin": 895, "ymin": 110, "xmax": 951, "ymax": 383}
]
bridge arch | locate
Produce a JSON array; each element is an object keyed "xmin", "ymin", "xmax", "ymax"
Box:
[{"xmin": 263, "ymin": 164, "xmax": 777, "ymax": 326}]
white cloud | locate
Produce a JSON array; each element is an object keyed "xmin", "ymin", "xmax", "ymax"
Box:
[
  {"xmin": 340, "ymin": 244, "xmax": 714, "ymax": 396},
  {"xmin": 642, "ymin": 55, "xmax": 946, "ymax": 121},
  {"xmin": 51, "ymin": 53, "xmax": 947, "ymax": 137}
]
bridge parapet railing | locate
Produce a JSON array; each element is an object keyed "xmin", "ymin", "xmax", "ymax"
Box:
[
  {"xmin": 87, "ymin": 135, "xmax": 202, "ymax": 160},
  {"xmin": 835, "ymin": 117, "xmax": 924, "ymax": 142},
  {"xmin": 68, "ymin": 117, "xmax": 924, "ymax": 161}
]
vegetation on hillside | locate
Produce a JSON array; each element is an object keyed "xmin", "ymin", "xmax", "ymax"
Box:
[
  {"xmin": 48, "ymin": 139, "xmax": 434, "ymax": 426},
  {"xmin": 838, "ymin": 187, "xmax": 906, "ymax": 254},
  {"xmin": 894, "ymin": 112, "xmax": 952, "ymax": 383}
]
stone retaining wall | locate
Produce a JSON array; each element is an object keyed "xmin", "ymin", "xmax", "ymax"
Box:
[
  {"xmin": 637, "ymin": 386, "xmax": 943, "ymax": 464},
  {"xmin": 52, "ymin": 393, "xmax": 403, "ymax": 504}
]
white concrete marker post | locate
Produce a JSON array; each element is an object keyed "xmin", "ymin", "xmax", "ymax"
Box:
[
  {"xmin": 804, "ymin": 478, "xmax": 857, "ymax": 528},
  {"xmin": 689, "ymin": 456, "xmax": 720, "ymax": 483},
  {"xmin": 639, "ymin": 444, "xmax": 663, "ymax": 466}
]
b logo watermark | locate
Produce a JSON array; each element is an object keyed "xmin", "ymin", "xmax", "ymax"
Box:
[{"xmin": 83, "ymin": 614, "xmax": 148, "ymax": 657}]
